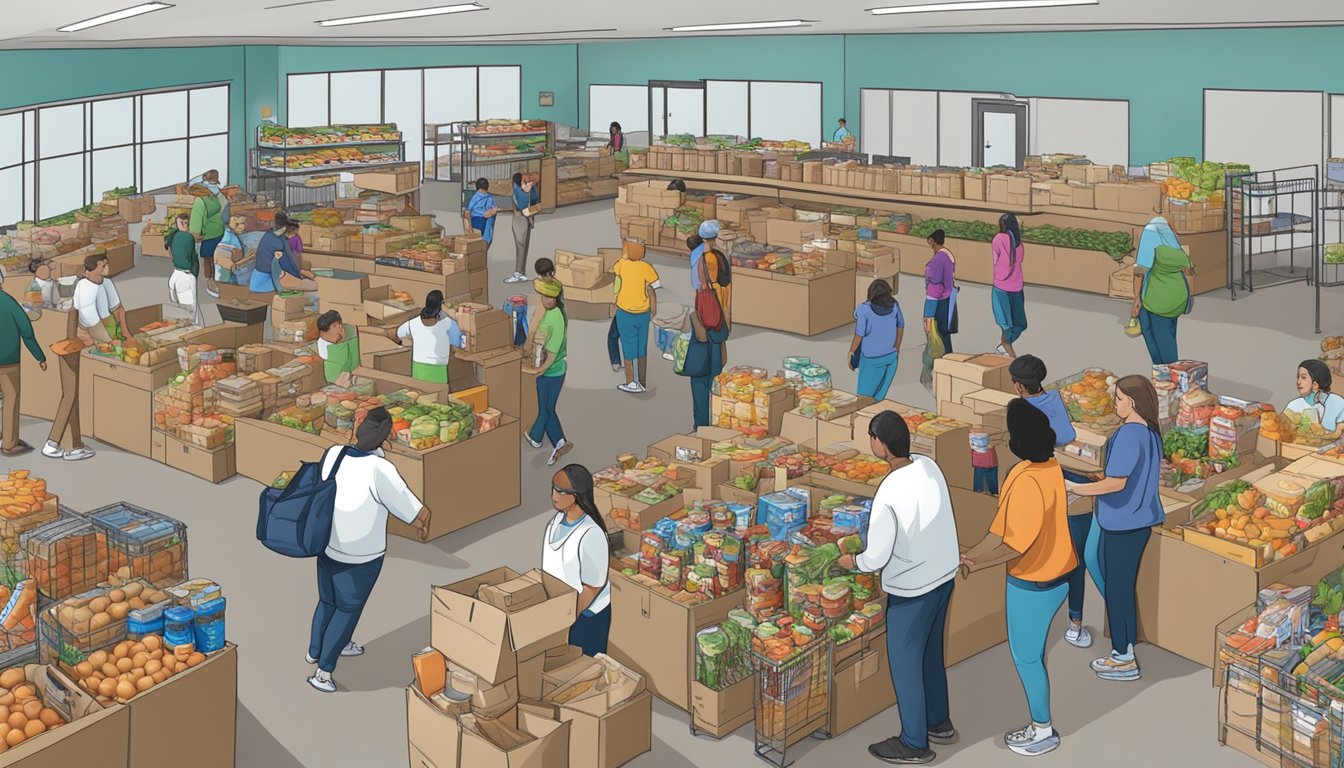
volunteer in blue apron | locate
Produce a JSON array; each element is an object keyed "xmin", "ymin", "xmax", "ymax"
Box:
[{"xmin": 541, "ymin": 464, "xmax": 611, "ymax": 657}]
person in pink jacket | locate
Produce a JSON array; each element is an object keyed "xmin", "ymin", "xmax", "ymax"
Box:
[{"xmin": 991, "ymin": 213, "xmax": 1027, "ymax": 358}]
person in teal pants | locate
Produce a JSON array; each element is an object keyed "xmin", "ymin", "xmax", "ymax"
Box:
[
  {"xmin": 849, "ymin": 279, "xmax": 904, "ymax": 401},
  {"xmin": 962, "ymin": 400, "xmax": 1077, "ymax": 757}
]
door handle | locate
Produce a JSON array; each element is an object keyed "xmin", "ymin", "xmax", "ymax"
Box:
[{"xmin": 985, "ymin": 144, "xmax": 992, "ymax": 149}]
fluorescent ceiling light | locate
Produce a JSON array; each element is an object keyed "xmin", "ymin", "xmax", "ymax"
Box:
[
  {"xmin": 59, "ymin": 3, "xmax": 173, "ymax": 32},
  {"xmin": 669, "ymin": 20, "xmax": 809, "ymax": 32},
  {"xmin": 318, "ymin": 3, "xmax": 485, "ymax": 27},
  {"xmin": 870, "ymin": 0, "xmax": 1096, "ymax": 15}
]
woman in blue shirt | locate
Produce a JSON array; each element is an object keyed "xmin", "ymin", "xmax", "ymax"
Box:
[
  {"xmin": 1065, "ymin": 375, "xmax": 1164, "ymax": 682},
  {"xmin": 849, "ymin": 279, "xmax": 904, "ymax": 401},
  {"xmin": 467, "ymin": 178, "xmax": 498, "ymax": 248},
  {"xmin": 507, "ymin": 173, "xmax": 542, "ymax": 284},
  {"xmin": 250, "ymin": 212, "xmax": 316, "ymax": 294}
]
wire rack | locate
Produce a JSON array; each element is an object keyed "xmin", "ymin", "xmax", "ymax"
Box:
[
  {"xmin": 1220, "ymin": 662, "xmax": 1344, "ymax": 767},
  {"xmin": 753, "ymin": 640, "xmax": 832, "ymax": 767},
  {"xmin": 1226, "ymin": 165, "xmax": 1320, "ymax": 309}
]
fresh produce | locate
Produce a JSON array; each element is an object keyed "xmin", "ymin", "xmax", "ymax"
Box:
[
  {"xmin": 1053, "ymin": 368, "xmax": 1118, "ymax": 428},
  {"xmin": 464, "ymin": 119, "xmax": 547, "ymax": 135},
  {"xmin": 1164, "ymin": 428, "xmax": 1208, "ymax": 462},
  {"xmin": 1161, "ymin": 158, "xmax": 1248, "ymax": 202},
  {"xmin": 1327, "ymin": 244, "xmax": 1344, "ymax": 265},
  {"xmin": 695, "ymin": 618, "xmax": 754, "ymax": 691},
  {"xmin": 72, "ymin": 635, "xmax": 205, "ymax": 705},
  {"xmin": 258, "ymin": 123, "xmax": 400, "ymax": 148},
  {"xmin": 0, "ymin": 471, "xmax": 54, "ymax": 520},
  {"xmin": 910, "ymin": 218, "xmax": 1134, "ymax": 260},
  {"xmin": 258, "ymin": 147, "xmax": 399, "ymax": 171},
  {"xmin": 0, "ymin": 666, "xmax": 67, "ymax": 750}
]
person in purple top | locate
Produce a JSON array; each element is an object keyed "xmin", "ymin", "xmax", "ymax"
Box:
[
  {"xmin": 923, "ymin": 229, "xmax": 957, "ymax": 354},
  {"xmin": 991, "ymin": 213, "xmax": 1027, "ymax": 358}
]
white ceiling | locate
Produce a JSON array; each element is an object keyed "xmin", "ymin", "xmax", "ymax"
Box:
[{"xmin": 3, "ymin": 0, "xmax": 1344, "ymax": 48}]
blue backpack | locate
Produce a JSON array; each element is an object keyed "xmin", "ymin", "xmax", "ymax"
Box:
[{"xmin": 257, "ymin": 446, "xmax": 349, "ymax": 557}]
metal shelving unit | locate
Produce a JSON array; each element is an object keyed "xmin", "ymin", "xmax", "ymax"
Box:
[
  {"xmin": 249, "ymin": 124, "xmax": 408, "ymax": 210},
  {"xmin": 1319, "ymin": 160, "xmax": 1344, "ymax": 334},
  {"xmin": 1226, "ymin": 165, "xmax": 1320, "ymax": 303},
  {"xmin": 457, "ymin": 120, "xmax": 552, "ymax": 209}
]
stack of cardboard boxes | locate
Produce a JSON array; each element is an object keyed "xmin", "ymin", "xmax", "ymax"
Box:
[
  {"xmin": 556, "ymin": 150, "xmax": 620, "ymax": 205},
  {"xmin": 411, "ymin": 567, "xmax": 652, "ymax": 768},
  {"xmin": 855, "ymin": 242, "xmax": 900, "ymax": 308},
  {"xmin": 552, "ymin": 247, "xmax": 623, "ymax": 321}
]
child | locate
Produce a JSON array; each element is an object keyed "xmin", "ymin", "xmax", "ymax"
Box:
[
  {"xmin": 315, "ymin": 310, "xmax": 360, "ymax": 384},
  {"xmin": 612, "ymin": 242, "xmax": 660, "ymax": 393},
  {"xmin": 970, "ymin": 431, "xmax": 999, "ymax": 496}
]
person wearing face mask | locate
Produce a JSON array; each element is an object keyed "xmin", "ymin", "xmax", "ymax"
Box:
[
  {"xmin": 189, "ymin": 171, "xmax": 226, "ymax": 299},
  {"xmin": 1285, "ymin": 359, "xmax": 1344, "ymax": 433}
]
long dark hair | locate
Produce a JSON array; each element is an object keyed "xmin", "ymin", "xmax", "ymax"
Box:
[
  {"xmin": 355, "ymin": 407, "xmax": 393, "ymax": 452},
  {"xmin": 1301, "ymin": 359, "xmax": 1333, "ymax": 395},
  {"xmin": 1115, "ymin": 375, "xmax": 1162, "ymax": 435},
  {"xmin": 422, "ymin": 290, "xmax": 444, "ymax": 321},
  {"xmin": 999, "ymin": 212, "xmax": 1022, "ymax": 274},
  {"xmin": 559, "ymin": 464, "xmax": 606, "ymax": 533},
  {"xmin": 867, "ymin": 278, "xmax": 895, "ymax": 309}
]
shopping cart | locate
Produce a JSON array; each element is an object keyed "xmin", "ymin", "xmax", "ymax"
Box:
[{"xmin": 753, "ymin": 639, "xmax": 832, "ymax": 767}]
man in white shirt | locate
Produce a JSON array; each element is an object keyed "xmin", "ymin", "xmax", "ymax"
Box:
[
  {"xmin": 44, "ymin": 253, "xmax": 130, "ymax": 461},
  {"xmin": 838, "ymin": 411, "xmax": 959, "ymax": 765},
  {"xmin": 307, "ymin": 407, "xmax": 432, "ymax": 693}
]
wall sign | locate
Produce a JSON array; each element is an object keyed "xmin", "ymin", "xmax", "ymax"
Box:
[{"xmin": 538, "ymin": 91, "xmax": 554, "ymax": 107}]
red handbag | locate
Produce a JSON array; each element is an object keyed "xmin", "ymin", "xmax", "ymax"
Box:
[{"xmin": 694, "ymin": 251, "xmax": 723, "ymax": 331}]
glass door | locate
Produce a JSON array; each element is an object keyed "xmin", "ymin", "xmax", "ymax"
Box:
[
  {"xmin": 972, "ymin": 99, "xmax": 1027, "ymax": 168},
  {"xmin": 648, "ymin": 81, "xmax": 705, "ymax": 138}
]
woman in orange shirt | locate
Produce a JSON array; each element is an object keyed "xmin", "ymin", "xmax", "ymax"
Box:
[{"xmin": 962, "ymin": 399, "xmax": 1077, "ymax": 758}]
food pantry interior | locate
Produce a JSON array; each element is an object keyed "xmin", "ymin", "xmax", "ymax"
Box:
[{"xmin": 6, "ymin": 3, "xmax": 1344, "ymax": 768}]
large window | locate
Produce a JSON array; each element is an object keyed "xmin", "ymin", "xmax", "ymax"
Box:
[
  {"xmin": 287, "ymin": 66, "xmax": 522, "ymax": 174},
  {"xmin": 0, "ymin": 83, "xmax": 229, "ymax": 226}
]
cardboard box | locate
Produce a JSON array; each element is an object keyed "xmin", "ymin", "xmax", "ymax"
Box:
[
  {"xmin": 163, "ymin": 435, "xmax": 235, "ymax": 483},
  {"xmin": 271, "ymin": 294, "xmax": 307, "ymax": 319},
  {"xmin": 691, "ymin": 673, "xmax": 756, "ymax": 738},
  {"xmin": 352, "ymin": 167, "xmax": 419, "ymax": 195},
  {"xmin": 390, "ymin": 214, "xmax": 435, "ymax": 232},
  {"xmin": 830, "ymin": 632, "xmax": 896, "ymax": 736},
  {"xmin": 431, "ymin": 567, "xmax": 577, "ymax": 684},
  {"xmin": 79, "ymin": 346, "xmax": 184, "ymax": 459},
  {"xmin": 517, "ymin": 645, "xmax": 583, "ymax": 701},
  {"xmin": 535, "ymin": 685, "xmax": 652, "ymax": 768},
  {"xmin": 0, "ymin": 665, "xmax": 130, "ymax": 768},
  {"xmin": 361, "ymin": 285, "xmax": 419, "ymax": 323},
  {"xmin": 730, "ymin": 268, "xmax": 856, "ymax": 337},
  {"xmin": 459, "ymin": 705, "xmax": 571, "ymax": 768},
  {"xmin": 850, "ymin": 401, "xmax": 973, "ymax": 490},
  {"xmin": 124, "ymin": 644, "xmax": 236, "ymax": 768},
  {"xmin": 315, "ymin": 271, "xmax": 370, "ymax": 306},
  {"xmin": 645, "ymin": 435, "xmax": 729, "ymax": 490},
  {"xmin": 607, "ymin": 571, "xmax": 741, "ymax": 712},
  {"xmin": 478, "ymin": 574, "xmax": 550, "ymax": 612},
  {"xmin": 407, "ymin": 684, "xmax": 462, "ymax": 768}
]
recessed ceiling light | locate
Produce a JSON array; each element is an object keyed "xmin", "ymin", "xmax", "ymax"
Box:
[
  {"xmin": 59, "ymin": 2, "xmax": 174, "ymax": 32},
  {"xmin": 669, "ymin": 20, "xmax": 810, "ymax": 32},
  {"xmin": 317, "ymin": 3, "xmax": 486, "ymax": 27},
  {"xmin": 870, "ymin": 0, "xmax": 1097, "ymax": 15}
]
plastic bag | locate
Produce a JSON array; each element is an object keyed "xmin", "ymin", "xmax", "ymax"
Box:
[{"xmin": 920, "ymin": 329, "xmax": 946, "ymax": 392}]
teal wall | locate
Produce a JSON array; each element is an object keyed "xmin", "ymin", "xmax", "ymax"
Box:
[
  {"xmin": 0, "ymin": 46, "xmax": 253, "ymax": 182},
  {"xmin": 575, "ymin": 36, "xmax": 847, "ymax": 136},
  {"xmin": 274, "ymin": 44, "xmax": 579, "ymax": 126},
  {"xmin": 844, "ymin": 27, "xmax": 1344, "ymax": 164}
]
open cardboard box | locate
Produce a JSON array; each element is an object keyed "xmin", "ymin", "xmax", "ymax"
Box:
[
  {"xmin": 532, "ymin": 655, "xmax": 652, "ymax": 768},
  {"xmin": 459, "ymin": 704, "xmax": 571, "ymax": 768},
  {"xmin": 691, "ymin": 672, "xmax": 756, "ymax": 739},
  {"xmin": 431, "ymin": 567, "xmax": 577, "ymax": 685},
  {"xmin": 121, "ymin": 644, "xmax": 237, "ymax": 768},
  {"xmin": 0, "ymin": 665, "xmax": 129, "ymax": 768}
]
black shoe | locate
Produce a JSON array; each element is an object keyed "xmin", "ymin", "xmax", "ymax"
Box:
[
  {"xmin": 929, "ymin": 720, "xmax": 959, "ymax": 745},
  {"xmin": 869, "ymin": 736, "xmax": 936, "ymax": 764}
]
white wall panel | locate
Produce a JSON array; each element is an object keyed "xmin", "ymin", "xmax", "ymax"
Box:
[
  {"xmin": 750, "ymin": 81, "xmax": 820, "ymax": 146},
  {"xmin": 892, "ymin": 90, "xmax": 939, "ymax": 165},
  {"xmin": 590, "ymin": 85, "xmax": 649, "ymax": 134},
  {"xmin": 1030, "ymin": 97, "xmax": 1129, "ymax": 166},
  {"xmin": 706, "ymin": 81, "xmax": 748, "ymax": 138}
]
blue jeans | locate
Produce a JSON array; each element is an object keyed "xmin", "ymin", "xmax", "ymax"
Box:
[
  {"xmin": 309, "ymin": 554, "xmax": 384, "ymax": 674},
  {"xmin": 471, "ymin": 215, "xmax": 495, "ymax": 245},
  {"xmin": 973, "ymin": 466, "xmax": 999, "ymax": 496},
  {"xmin": 1100, "ymin": 526, "xmax": 1150, "ymax": 656},
  {"xmin": 1066, "ymin": 513, "xmax": 1098, "ymax": 622},
  {"xmin": 1007, "ymin": 575, "xmax": 1069, "ymax": 725},
  {"xmin": 529, "ymin": 373, "xmax": 566, "ymax": 447},
  {"xmin": 1138, "ymin": 308, "xmax": 1179, "ymax": 365},
  {"xmin": 615, "ymin": 308, "xmax": 650, "ymax": 361},
  {"xmin": 857, "ymin": 352, "xmax": 899, "ymax": 401},
  {"xmin": 569, "ymin": 606, "xmax": 612, "ymax": 657},
  {"xmin": 1084, "ymin": 517, "xmax": 1105, "ymax": 606},
  {"xmin": 991, "ymin": 288, "xmax": 1027, "ymax": 344},
  {"xmin": 886, "ymin": 580, "xmax": 954, "ymax": 752},
  {"xmin": 607, "ymin": 317, "xmax": 622, "ymax": 366},
  {"xmin": 691, "ymin": 374, "xmax": 714, "ymax": 428}
]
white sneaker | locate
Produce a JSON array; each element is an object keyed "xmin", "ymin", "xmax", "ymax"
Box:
[
  {"xmin": 547, "ymin": 439, "xmax": 573, "ymax": 466},
  {"xmin": 611, "ymin": 364, "xmax": 623, "ymax": 372},
  {"xmin": 340, "ymin": 642, "xmax": 364, "ymax": 657},
  {"xmin": 1065, "ymin": 623, "xmax": 1093, "ymax": 648},
  {"xmin": 617, "ymin": 382, "xmax": 645, "ymax": 394},
  {"xmin": 995, "ymin": 344, "xmax": 1008, "ymax": 356},
  {"xmin": 525, "ymin": 434, "xmax": 543, "ymax": 449},
  {"xmin": 504, "ymin": 272, "xmax": 528, "ymax": 284},
  {"xmin": 205, "ymin": 280, "xmax": 221, "ymax": 299},
  {"xmin": 1005, "ymin": 724, "xmax": 1060, "ymax": 756},
  {"xmin": 42, "ymin": 441, "xmax": 64, "ymax": 459},
  {"xmin": 63, "ymin": 447, "xmax": 95, "ymax": 461},
  {"xmin": 307, "ymin": 671, "xmax": 337, "ymax": 693},
  {"xmin": 662, "ymin": 352, "xmax": 674, "ymax": 361},
  {"xmin": 305, "ymin": 653, "xmax": 317, "ymax": 665}
]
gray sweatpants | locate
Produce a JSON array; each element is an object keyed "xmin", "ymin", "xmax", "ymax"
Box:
[{"xmin": 512, "ymin": 213, "xmax": 533, "ymax": 275}]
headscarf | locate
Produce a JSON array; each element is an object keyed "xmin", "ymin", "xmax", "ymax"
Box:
[
  {"xmin": 533, "ymin": 278, "xmax": 563, "ymax": 299},
  {"xmin": 699, "ymin": 220, "xmax": 720, "ymax": 239},
  {"xmin": 1137, "ymin": 217, "xmax": 1182, "ymax": 271}
]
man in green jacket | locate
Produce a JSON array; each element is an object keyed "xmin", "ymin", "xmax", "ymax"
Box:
[
  {"xmin": 190, "ymin": 171, "xmax": 226, "ymax": 299},
  {"xmin": 166, "ymin": 213, "xmax": 202, "ymax": 326},
  {"xmin": 0, "ymin": 274, "xmax": 47, "ymax": 456}
]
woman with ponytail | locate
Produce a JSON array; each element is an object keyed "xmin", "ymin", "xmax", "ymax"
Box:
[
  {"xmin": 542, "ymin": 464, "xmax": 611, "ymax": 656},
  {"xmin": 1066, "ymin": 375, "xmax": 1164, "ymax": 683},
  {"xmin": 523, "ymin": 278, "xmax": 573, "ymax": 465},
  {"xmin": 388, "ymin": 290, "xmax": 464, "ymax": 385},
  {"xmin": 991, "ymin": 212, "xmax": 1027, "ymax": 357}
]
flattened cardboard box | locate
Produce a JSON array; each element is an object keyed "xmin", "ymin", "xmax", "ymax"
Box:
[
  {"xmin": 0, "ymin": 666, "xmax": 129, "ymax": 768},
  {"xmin": 431, "ymin": 567, "xmax": 577, "ymax": 684},
  {"xmin": 124, "ymin": 644, "xmax": 237, "ymax": 768}
]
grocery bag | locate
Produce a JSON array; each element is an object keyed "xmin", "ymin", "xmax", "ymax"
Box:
[{"xmin": 920, "ymin": 329, "xmax": 946, "ymax": 392}]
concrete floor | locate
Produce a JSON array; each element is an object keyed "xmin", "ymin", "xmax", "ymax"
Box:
[{"xmin": 10, "ymin": 183, "xmax": 1343, "ymax": 767}]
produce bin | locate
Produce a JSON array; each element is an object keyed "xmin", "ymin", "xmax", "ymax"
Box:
[
  {"xmin": 22, "ymin": 519, "xmax": 110, "ymax": 600},
  {"xmin": 0, "ymin": 496, "xmax": 62, "ymax": 573},
  {"xmin": 88, "ymin": 502, "xmax": 189, "ymax": 588},
  {"xmin": 37, "ymin": 579, "xmax": 168, "ymax": 665},
  {"xmin": 753, "ymin": 639, "xmax": 831, "ymax": 767}
]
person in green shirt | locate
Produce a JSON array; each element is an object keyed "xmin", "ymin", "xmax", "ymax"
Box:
[
  {"xmin": 0, "ymin": 285, "xmax": 47, "ymax": 456},
  {"xmin": 523, "ymin": 278, "xmax": 573, "ymax": 466},
  {"xmin": 189, "ymin": 174, "xmax": 226, "ymax": 299},
  {"xmin": 165, "ymin": 213, "xmax": 202, "ymax": 325},
  {"xmin": 315, "ymin": 310, "xmax": 361, "ymax": 384}
]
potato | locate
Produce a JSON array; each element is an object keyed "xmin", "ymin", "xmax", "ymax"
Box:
[
  {"xmin": 130, "ymin": 643, "xmax": 145, "ymax": 656},
  {"xmin": 0, "ymin": 693, "xmax": 14, "ymax": 707},
  {"xmin": 131, "ymin": 668, "xmax": 144, "ymax": 680},
  {"xmin": 88, "ymin": 597, "xmax": 111, "ymax": 614},
  {"xmin": 162, "ymin": 657, "xmax": 177, "ymax": 673},
  {"xmin": 12, "ymin": 686, "xmax": 34, "ymax": 702},
  {"xmin": 108, "ymin": 589, "xmax": 126, "ymax": 604},
  {"xmin": 113, "ymin": 642, "xmax": 131, "ymax": 659},
  {"xmin": 115, "ymin": 658, "xmax": 133, "ymax": 674},
  {"xmin": 22, "ymin": 719, "xmax": 43, "ymax": 738},
  {"xmin": 115, "ymin": 680, "xmax": 136, "ymax": 701},
  {"xmin": 149, "ymin": 649, "xmax": 163, "ymax": 661},
  {"xmin": 38, "ymin": 709, "xmax": 61, "ymax": 727},
  {"xmin": 6, "ymin": 712, "xmax": 24, "ymax": 730},
  {"xmin": 82, "ymin": 677, "xmax": 98, "ymax": 693},
  {"xmin": 144, "ymin": 660, "xmax": 162, "ymax": 677},
  {"xmin": 128, "ymin": 597, "xmax": 146, "ymax": 611},
  {"xmin": 0, "ymin": 670, "xmax": 22, "ymax": 690},
  {"xmin": 109, "ymin": 603, "xmax": 130, "ymax": 620},
  {"xmin": 132, "ymin": 652, "xmax": 149, "ymax": 669},
  {"xmin": 71, "ymin": 607, "xmax": 94, "ymax": 625},
  {"xmin": 142, "ymin": 636, "xmax": 161, "ymax": 652},
  {"xmin": 187, "ymin": 653, "xmax": 205, "ymax": 668},
  {"xmin": 5, "ymin": 727, "xmax": 23, "ymax": 747},
  {"xmin": 75, "ymin": 661, "xmax": 94, "ymax": 679},
  {"xmin": 101, "ymin": 663, "xmax": 119, "ymax": 679},
  {"xmin": 20, "ymin": 701, "xmax": 39, "ymax": 720},
  {"xmin": 135, "ymin": 676, "xmax": 153, "ymax": 693},
  {"xmin": 151, "ymin": 670, "xmax": 169, "ymax": 684},
  {"xmin": 88, "ymin": 650, "xmax": 108, "ymax": 668},
  {"xmin": 122, "ymin": 582, "xmax": 144, "ymax": 598}
]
